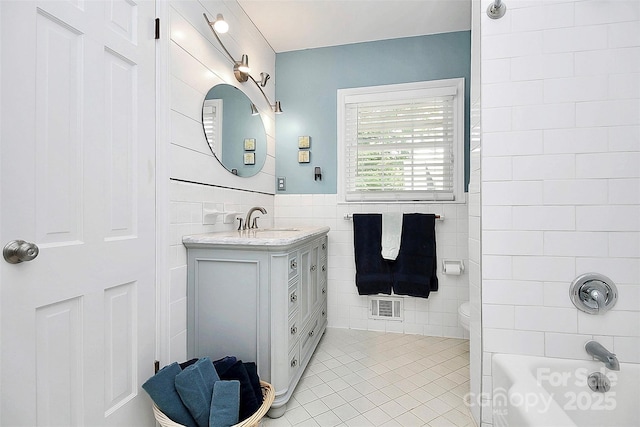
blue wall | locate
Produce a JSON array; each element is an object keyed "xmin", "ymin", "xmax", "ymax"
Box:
[{"xmin": 275, "ymin": 31, "xmax": 471, "ymax": 194}]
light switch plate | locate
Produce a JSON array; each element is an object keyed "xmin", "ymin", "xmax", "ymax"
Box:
[{"xmin": 277, "ymin": 177, "xmax": 286, "ymax": 191}]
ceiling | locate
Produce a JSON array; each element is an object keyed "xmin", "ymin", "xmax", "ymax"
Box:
[{"xmin": 237, "ymin": 0, "xmax": 472, "ymax": 53}]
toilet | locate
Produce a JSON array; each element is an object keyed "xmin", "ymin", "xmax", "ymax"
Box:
[{"xmin": 458, "ymin": 302, "xmax": 470, "ymax": 331}]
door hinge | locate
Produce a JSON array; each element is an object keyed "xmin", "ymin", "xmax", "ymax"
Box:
[{"xmin": 155, "ymin": 18, "xmax": 160, "ymax": 40}]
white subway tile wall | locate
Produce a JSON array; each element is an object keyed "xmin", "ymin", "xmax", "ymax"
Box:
[
  {"xmin": 480, "ymin": 0, "xmax": 640, "ymax": 426},
  {"xmin": 168, "ymin": 180, "xmax": 275, "ymax": 361},
  {"xmin": 274, "ymin": 195, "xmax": 470, "ymax": 339}
]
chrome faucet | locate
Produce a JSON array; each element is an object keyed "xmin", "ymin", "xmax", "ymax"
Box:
[
  {"xmin": 243, "ymin": 206, "xmax": 267, "ymax": 230},
  {"xmin": 585, "ymin": 341, "xmax": 620, "ymax": 371}
]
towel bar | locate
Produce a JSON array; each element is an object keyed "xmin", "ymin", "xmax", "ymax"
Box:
[{"xmin": 343, "ymin": 213, "xmax": 442, "ymax": 221}]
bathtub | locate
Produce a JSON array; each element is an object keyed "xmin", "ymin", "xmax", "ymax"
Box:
[{"xmin": 492, "ymin": 354, "xmax": 640, "ymax": 427}]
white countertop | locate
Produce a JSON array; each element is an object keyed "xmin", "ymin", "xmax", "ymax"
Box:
[{"xmin": 182, "ymin": 226, "xmax": 330, "ymax": 249}]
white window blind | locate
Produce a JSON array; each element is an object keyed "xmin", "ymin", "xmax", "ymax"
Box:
[
  {"xmin": 338, "ymin": 79, "xmax": 464, "ymax": 203},
  {"xmin": 202, "ymin": 98, "xmax": 223, "ymax": 157}
]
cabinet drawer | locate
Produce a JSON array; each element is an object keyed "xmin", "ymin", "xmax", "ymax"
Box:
[
  {"xmin": 288, "ymin": 343, "xmax": 300, "ymax": 381},
  {"xmin": 288, "ymin": 280, "xmax": 299, "ymax": 314},
  {"xmin": 301, "ymin": 316, "xmax": 319, "ymax": 358},
  {"xmin": 288, "ymin": 310, "xmax": 300, "ymax": 349}
]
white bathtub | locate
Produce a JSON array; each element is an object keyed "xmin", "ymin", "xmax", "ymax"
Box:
[{"xmin": 492, "ymin": 354, "xmax": 640, "ymax": 427}]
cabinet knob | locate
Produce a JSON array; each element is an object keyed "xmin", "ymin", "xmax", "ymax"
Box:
[
  {"xmin": 310, "ymin": 265, "xmax": 317, "ymax": 272},
  {"xmin": 321, "ymin": 265, "xmax": 326, "ymax": 272},
  {"xmin": 322, "ymin": 287, "xmax": 326, "ymax": 295},
  {"xmin": 308, "ymin": 330, "xmax": 314, "ymax": 337},
  {"xmin": 290, "ymin": 325, "xmax": 297, "ymax": 335},
  {"xmin": 290, "ymin": 292, "xmax": 297, "ymax": 303},
  {"xmin": 291, "ymin": 358, "xmax": 297, "ymax": 368},
  {"xmin": 322, "ymin": 310, "xmax": 326, "ymax": 317},
  {"xmin": 322, "ymin": 243, "xmax": 326, "ymax": 250},
  {"xmin": 290, "ymin": 259, "xmax": 297, "ymax": 269}
]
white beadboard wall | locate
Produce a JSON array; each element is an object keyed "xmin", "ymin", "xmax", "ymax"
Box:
[
  {"xmin": 166, "ymin": 1, "xmax": 276, "ymax": 362},
  {"xmin": 480, "ymin": 0, "xmax": 639, "ymax": 425},
  {"xmin": 274, "ymin": 195, "xmax": 470, "ymax": 338}
]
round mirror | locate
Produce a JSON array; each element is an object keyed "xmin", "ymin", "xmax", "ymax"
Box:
[{"xmin": 202, "ymin": 84, "xmax": 267, "ymax": 177}]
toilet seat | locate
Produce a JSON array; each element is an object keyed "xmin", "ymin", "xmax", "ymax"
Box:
[{"xmin": 458, "ymin": 302, "xmax": 470, "ymax": 331}]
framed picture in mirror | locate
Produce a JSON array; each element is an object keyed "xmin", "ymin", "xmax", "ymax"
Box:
[
  {"xmin": 244, "ymin": 138, "xmax": 256, "ymax": 151},
  {"xmin": 298, "ymin": 136, "xmax": 310, "ymax": 148}
]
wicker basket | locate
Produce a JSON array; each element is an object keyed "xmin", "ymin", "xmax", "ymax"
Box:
[{"xmin": 152, "ymin": 381, "xmax": 275, "ymax": 427}]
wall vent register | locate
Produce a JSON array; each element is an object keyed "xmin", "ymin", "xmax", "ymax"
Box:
[{"xmin": 369, "ymin": 297, "xmax": 403, "ymax": 320}]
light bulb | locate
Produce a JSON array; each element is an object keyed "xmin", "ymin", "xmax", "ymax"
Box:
[{"xmin": 213, "ymin": 14, "xmax": 229, "ymax": 33}]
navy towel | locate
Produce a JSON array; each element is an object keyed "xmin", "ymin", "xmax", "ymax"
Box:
[
  {"xmin": 352, "ymin": 213, "xmax": 393, "ymax": 295},
  {"xmin": 217, "ymin": 361, "xmax": 260, "ymax": 421},
  {"xmin": 212, "ymin": 356, "xmax": 238, "ymax": 374},
  {"xmin": 142, "ymin": 362, "xmax": 198, "ymax": 427},
  {"xmin": 179, "ymin": 358, "xmax": 198, "ymax": 370},
  {"xmin": 392, "ymin": 214, "xmax": 438, "ymax": 298},
  {"xmin": 243, "ymin": 362, "xmax": 263, "ymax": 404}
]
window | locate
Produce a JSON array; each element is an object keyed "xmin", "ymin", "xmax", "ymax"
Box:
[
  {"xmin": 337, "ymin": 79, "xmax": 464, "ymax": 202},
  {"xmin": 202, "ymin": 98, "xmax": 223, "ymax": 157}
]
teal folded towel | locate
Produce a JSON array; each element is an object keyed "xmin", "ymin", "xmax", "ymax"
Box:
[
  {"xmin": 209, "ymin": 380, "xmax": 240, "ymax": 427},
  {"xmin": 175, "ymin": 357, "xmax": 220, "ymax": 427},
  {"xmin": 142, "ymin": 362, "xmax": 197, "ymax": 427}
]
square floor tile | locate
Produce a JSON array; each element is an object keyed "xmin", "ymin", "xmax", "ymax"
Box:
[
  {"xmin": 321, "ymin": 393, "xmax": 348, "ymax": 410},
  {"xmin": 336, "ymin": 386, "xmax": 362, "ymax": 403},
  {"xmin": 332, "ymin": 403, "xmax": 360, "ymax": 422},
  {"xmin": 362, "ymin": 407, "xmax": 392, "ymax": 426},
  {"xmin": 410, "ymin": 403, "xmax": 439, "ymax": 423},
  {"xmin": 283, "ymin": 406, "xmax": 311, "ymax": 425},
  {"xmin": 379, "ymin": 400, "xmax": 406, "ymax": 418},
  {"xmin": 303, "ymin": 399, "xmax": 331, "ymax": 417}
]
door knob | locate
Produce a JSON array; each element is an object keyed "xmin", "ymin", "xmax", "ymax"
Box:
[{"xmin": 3, "ymin": 240, "xmax": 39, "ymax": 264}]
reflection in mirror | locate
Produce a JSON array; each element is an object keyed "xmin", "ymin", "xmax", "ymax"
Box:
[{"xmin": 202, "ymin": 84, "xmax": 267, "ymax": 177}]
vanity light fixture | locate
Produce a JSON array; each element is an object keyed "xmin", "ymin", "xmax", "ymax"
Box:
[
  {"xmin": 250, "ymin": 103, "xmax": 260, "ymax": 116},
  {"xmin": 203, "ymin": 13, "xmax": 283, "ymax": 114}
]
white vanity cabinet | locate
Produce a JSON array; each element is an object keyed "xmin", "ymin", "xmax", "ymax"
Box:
[{"xmin": 183, "ymin": 226, "xmax": 329, "ymax": 417}]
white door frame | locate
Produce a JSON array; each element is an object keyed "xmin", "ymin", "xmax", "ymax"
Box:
[{"xmin": 155, "ymin": 0, "xmax": 172, "ymax": 367}]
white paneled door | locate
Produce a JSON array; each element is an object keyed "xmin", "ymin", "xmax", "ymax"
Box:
[{"xmin": 1, "ymin": 1, "xmax": 157, "ymax": 425}]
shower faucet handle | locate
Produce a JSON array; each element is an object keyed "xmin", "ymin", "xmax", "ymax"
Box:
[{"xmin": 570, "ymin": 273, "xmax": 618, "ymax": 315}]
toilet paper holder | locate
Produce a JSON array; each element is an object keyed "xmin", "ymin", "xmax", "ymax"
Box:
[{"xmin": 442, "ymin": 259, "xmax": 464, "ymax": 275}]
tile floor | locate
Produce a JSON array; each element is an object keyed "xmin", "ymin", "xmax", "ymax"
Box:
[{"xmin": 263, "ymin": 328, "xmax": 473, "ymax": 427}]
